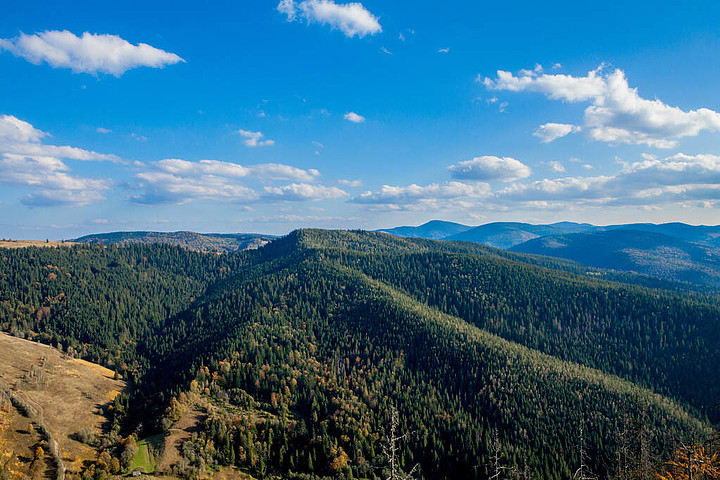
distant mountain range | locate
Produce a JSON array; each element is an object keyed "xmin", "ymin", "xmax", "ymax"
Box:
[
  {"xmin": 74, "ymin": 231, "xmax": 276, "ymax": 253},
  {"xmin": 378, "ymin": 219, "xmax": 472, "ymax": 239},
  {"xmin": 378, "ymin": 220, "xmax": 720, "ymax": 288},
  {"xmin": 446, "ymin": 221, "xmax": 596, "ymax": 248},
  {"xmin": 378, "ymin": 220, "xmax": 597, "ymax": 248},
  {"xmin": 512, "ymin": 229, "xmax": 720, "ymax": 288},
  {"xmin": 73, "ymin": 222, "xmax": 720, "ymax": 288}
]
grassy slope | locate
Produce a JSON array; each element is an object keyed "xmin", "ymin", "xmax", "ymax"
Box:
[{"xmin": 0, "ymin": 333, "xmax": 124, "ymax": 480}]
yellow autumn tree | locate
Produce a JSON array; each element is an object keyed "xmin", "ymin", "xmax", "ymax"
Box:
[
  {"xmin": 657, "ymin": 445, "xmax": 720, "ymax": 480},
  {"xmin": 329, "ymin": 447, "xmax": 349, "ymax": 471}
]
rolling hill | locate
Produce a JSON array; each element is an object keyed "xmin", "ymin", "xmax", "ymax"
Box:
[
  {"xmin": 446, "ymin": 221, "xmax": 594, "ymax": 248},
  {"xmin": 512, "ymin": 229, "xmax": 720, "ymax": 289},
  {"xmin": 376, "ymin": 220, "xmax": 472, "ymax": 239},
  {"xmin": 74, "ymin": 231, "xmax": 276, "ymax": 253},
  {"xmin": 600, "ymin": 222, "xmax": 720, "ymax": 246}
]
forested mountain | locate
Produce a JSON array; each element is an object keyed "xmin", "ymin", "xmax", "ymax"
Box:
[
  {"xmin": 380, "ymin": 221, "xmax": 720, "ymax": 289},
  {"xmin": 74, "ymin": 231, "xmax": 276, "ymax": 252},
  {"xmin": 377, "ymin": 220, "xmax": 472, "ymax": 239},
  {"xmin": 602, "ymin": 223, "xmax": 720, "ymax": 246},
  {"xmin": 446, "ymin": 222, "xmax": 594, "ymax": 249},
  {"xmin": 0, "ymin": 230, "xmax": 718, "ymax": 480},
  {"xmin": 381, "ymin": 220, "xmax": 720, "ymax": 249},
  {"xmin": 512, "ymin": 229, "xmax": 720, "ymax": 289}
]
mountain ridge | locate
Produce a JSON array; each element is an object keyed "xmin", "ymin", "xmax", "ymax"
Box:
[{"xmin": 74, "ymin": 230, "xmax": 277, "ymax": 253}]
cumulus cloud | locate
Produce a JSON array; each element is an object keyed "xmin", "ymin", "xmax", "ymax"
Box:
[
  {"xmin": 132, "ymin": 158, "xmax": 332, "ymax": 205},
  {"xmin": 483, "ymin": 66, "xmax": 720, "ymax": 148},
  {"xmin": 238, "ymin": 129, "xmax": 275, "ymax": 147},
  {"xmin": 494, "ymin": 153, "xmax": 720, "ymax": 208},
  {"xmin": 0, "ymin": 115, "xmax": 46, "ymax": 143},
  {"xmin": 533, "ymin": 123, "xmax": 581, "ymax": 143},
  {"xmin": 133, "ymin": 170, "xmax": 258, "ymax": 205},
  {"xmin": 153, "ymin": 158, "xmax": 319, "ymax": 182},
  {"xmin": 0, "ymin": 115, "xmax": 120, "ymax": 162},
  {"xmin": 0, "ymin": 115, "xmax": 116, "ymax": 207},
  {"xmin": 0, "ymin": 30, "xmax": 184, "ymax": 76},
  {"xmin": 0, "ymin": 153, "xmax": 110, "ymax": 207},
  {"xmin": 262, "ymin": 183, "xmax": 348, "ymax": 201},
  {"xmin": 339, "ymin": 179, "xmax": 363, "ymax": 187},
  {"xmin": 277, "ymin": 0, "xmax": 381, "ymax": 38},
  {"xmin": 344, "ymin": 111, "xmax": 365, "ymax": 123},
  {"xmin": 351, "ymin": 181, "xmax": 490, "ymax": 210},
  {"xmin": 448, "ymin": 156, "xmax": 531, "ymax": 182}
]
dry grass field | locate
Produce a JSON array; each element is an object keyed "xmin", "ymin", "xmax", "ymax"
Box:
[
  {"xmin": 0, "ymin": 240, "xmax": 76, "ymax": 249},
  {"xmin": 0, "ymin": 333, "xmax": 124, "ymax": 480}
]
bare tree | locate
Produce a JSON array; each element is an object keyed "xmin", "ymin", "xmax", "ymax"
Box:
[
  {"xmin": 632, "ymin": 406, "xmax": 653, "ymax": 480},
  {"xmin": 489, "ymin": 428, "xmax": 512, "ymax": 480},
  {"xmin": 574, "ymin": 425, "xmax": 596, "ymax": 480},
  {"xmin": 380, "ymin": 406, "xmax": 419, "ymax": 480},
  {"xmin": 613, "ymin": 408, "xmax": 632, "ymax": 479}
]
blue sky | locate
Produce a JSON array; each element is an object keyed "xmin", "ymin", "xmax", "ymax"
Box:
[{"xmin": 2, "ymin": 0, "xmax": 720, "ymax": 238}]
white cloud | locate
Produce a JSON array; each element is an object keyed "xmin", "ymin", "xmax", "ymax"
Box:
[
  {"xmin": 437, "ymin": 48, "xmax": 450, "ymax": 54},
  {"xmin": 483, "ymin": 66, "xmax": 720, "ymax": 148},
  {"xmin": 277, "ymin": 0, "xmax": 381, "ymax": 38},
  {"xmin": 548, "ymin": 161, "xmax": 566, "ymax": 172},
  {"xmin": 493, "ymin": 153, "xmax": 720, "ymax": 208},
  {"xmin": 533, "ymin": 123, "xmax": 581, "ymax": 143},
  {"xmin": 352, "ymin": 181, "xmax": 490, "ymax": 210},
  {"xmin": 238, "ymin": 129, "xmax": 275, "ymax": 147},
  {"xmin": 0, "ymin": 153, "xmax": 110, "ymax": 207},
  {"xmin": 133, "ymin": 159, "xmax": 327, "ymax": 204},
  {"xmin": 483, "ymin": 67, "xmax": 605, "ymax": 101},
  {"xmin": 154, "ymin": 158, "xmax": 320, "ymax": 182},
  {"xmin": 344, "ymin": 111, "xmax": 365, "ymax": 123},
  {"xmin": 380, "ymin": 47, "xmax": 392, "ymax": 55},
  {"xmin": 448, "ymin": 156, "xmax": 531, "ymax": 182},
  {"xmin": 262, "ymin": 183, "xmax": 348, "ymax": 201},
  {"xmin": 0, "ymin": 115, "xmax": 116, "ymax": 207},
  {"xmin": 0, "ymin": 115, "xmax": 118, "ymax": 161},
  {"xmin": 339, "ymin": 179, "xmax": 363, "ymax": 187},
  {"xmin": 0, "ymin": 115, "xmax": 46, "ymax": 143},
  {"xmin": 96, "ymin": 127, "xmax": 112, "ymax": 134},
  {"xmin": 133, "ymin": 170, "xmax": 258, "ymax": 205},
  {"xmin": 398, "ymin": 29, "xmax": 414, "ymax": 42},
  {"xmin": 0, "ymin": 30, "xmax": 184, "ymax": 76}
]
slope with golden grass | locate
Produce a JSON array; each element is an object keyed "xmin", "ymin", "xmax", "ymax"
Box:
[
  {"xmin": 0, "ymin": 241, "xmax": 76, "ymax": 250},
  {"xmin": 0, "ymin": 333, "xmax": 124, "ymax": 479}
]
